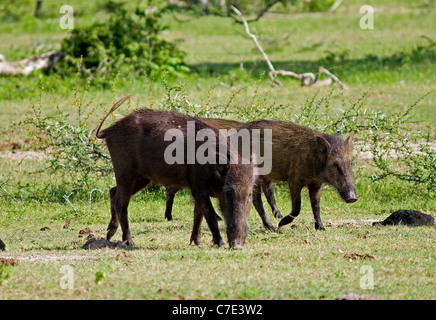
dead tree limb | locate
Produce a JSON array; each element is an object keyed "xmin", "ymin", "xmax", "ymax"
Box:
[
  {"xmin": 327, "ymin": 0, "xmax": 343, "ymax": 14},
  {"xmin": 230, "ymin": 5, "xmax": 348, "ymax": 89},
  {"xmin": 0, "ymin": 50, "xmax": 62, "ymax": 76}
]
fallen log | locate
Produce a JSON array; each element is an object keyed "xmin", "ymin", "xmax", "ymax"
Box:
[{"xmin": 0, "ymin": 50, "xmax": 63, "ymax": 76}]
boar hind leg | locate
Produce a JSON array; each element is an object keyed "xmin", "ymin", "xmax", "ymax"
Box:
[
  {"xmin": 262, "ymin": 181, "xmax": 282, "ymax": 219},
  {"xmin": 278, "ymin": 183, "xmax": 302, "ymax": 228},
  {"xmin": 308, "ymin": 182, "xmax": 325, "ymax": 230},
  {"xmin": 107, "ymin": 187, "xmax": 119, "ymax": 241},
  {"xmin": 253, "ymin": 183, "xmax": 275, "ymax": 231},
  {"xmin": 107, "ymin": 176, "xmax": 150, "ymax": 247}
]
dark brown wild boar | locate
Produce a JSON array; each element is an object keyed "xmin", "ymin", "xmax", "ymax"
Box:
[
  {"xmin": 240, "ymin": 120, "xmax": 357, "ymax": 230},
  {"xmin": 163, "ymin": 117, "xmax": 282, "ymax": 226},
  {"xmin": 96, "ymin": 97, "xmax": 254, "ymax": 248}
]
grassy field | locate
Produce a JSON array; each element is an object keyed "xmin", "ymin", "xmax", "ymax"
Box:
[{"xmin": 0, "ymin": 0, "xmax": 435, "ymax": 300}]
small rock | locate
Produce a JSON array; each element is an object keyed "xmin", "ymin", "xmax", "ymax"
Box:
[
  {"xmin": 40, "ymin": 226, "xmax": 51, "ymax": 231},
  {"xmin": 0, "ymin": 239, "xmax": 5, "ymax": 251},
  {"xmin": 82, "ymin": 238, "xmax": 127, "ymax": 250},
  {"xmin": 373, "ymin": 210, "xmax": 435, "ymax": 226}
]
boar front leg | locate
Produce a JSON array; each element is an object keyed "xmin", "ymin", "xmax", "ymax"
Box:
[
  {"xmin": 308, "ymin": 182, "xmax": 325, "ymax": 230},
  {"xmin": 252, "ymin": 182, "xmax": 275, "ymax": 231},
  {"xmin": 278, "ymin": 182, "xmax": 303, "ymax": 228},
  {"xmin": 166, "ymin": 187, "xmax": 222, "ymax": 222},
  {"xmin": 190, "ymin": 196, "xmax": 224, "ymax": 247}
]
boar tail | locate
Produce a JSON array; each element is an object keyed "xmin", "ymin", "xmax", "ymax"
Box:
[{"xmin": 96, "ymin": 96, "xmax": 132, "ymax": 139}]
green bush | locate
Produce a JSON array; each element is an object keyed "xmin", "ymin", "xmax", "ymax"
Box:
[
  {"xmin": 13, "ymin": 83, "xmax": 114, "ymax": 198},
  {"xmin": 56, "ymin": 6, "xmax": 190, "ymax": 84}
]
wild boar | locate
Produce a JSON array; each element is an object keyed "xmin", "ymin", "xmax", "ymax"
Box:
[
  {"xmin": 162, "ymin": 117, "xmax": 282, "ymax": 228},
  {"xmin": 96, "ymin": 97, "xmax": 254, "ymax": 248},
  {"xmin": 240, "ymin": 120, "xmax": 357, "ymax": 230}
]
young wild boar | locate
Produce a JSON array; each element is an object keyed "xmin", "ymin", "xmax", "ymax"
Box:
[
  {"xmin": 96, "ymin": 97, "xmax": 254, "ymax": 248},
  {"xmin": 163, "ymin": 118, "xmax": 282, "ymax": 227},
  {"xmin": 241, "ymin": 120, "xmax": 357, "ymax": 230}
]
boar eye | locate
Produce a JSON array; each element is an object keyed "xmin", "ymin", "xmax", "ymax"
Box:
[
  {"xmin": 226, "ymin": 189, "xmax": 234, "ymax": 199},
  {"xmin": 334, "ymin": 162, "xmax": 342, "ymax": 174}
]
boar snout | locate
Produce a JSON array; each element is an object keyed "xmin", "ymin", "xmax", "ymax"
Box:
[
  {"xmin": 229, "ymin": 241, "xmax": 244, "ymax": 250},
  {"xmin": 225, "ymin": 220, "xmax": 247, "ymax": 249},
  {"xmin": 340, "ymin": 189, "xmax": 358, "ymax": 203}
]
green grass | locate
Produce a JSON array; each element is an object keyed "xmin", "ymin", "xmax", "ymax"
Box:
[{"xmin": 0, "ymin": 0, "xmax": 435, "ymax": 300}]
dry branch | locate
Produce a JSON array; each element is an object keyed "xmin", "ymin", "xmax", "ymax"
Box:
[
  {"xmin": 0, "ymin": 50, "xmax": 62, "ymax": 76},
  {"xmin": 230, "ymin": 5, "xmax": 348, "ymax": 89}
]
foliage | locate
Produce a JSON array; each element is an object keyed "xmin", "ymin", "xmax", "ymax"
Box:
[
  {"xmin": 56, "ymin": 5, "xmax": 189, "ymax": 84},
  {"xmin": 292, "ymin": 90, "xmax": 436, "ymax": 197},
  {"xmin": 12, "ymin": 82, "xmax": 113, "ymax": 196},
  {"xmin": 158, "ymin": 83, "xmax": 435, "ymax": 197},
  {"xmin": 0, "ymin": 264, "xmax": 12, "ymax": 285},
  {"xmin": 170, "ymin": 0, "xmax": 336, "ymax": 15},
  {"xmin": 0, "ymin": 0, "xmax": 34, "ymax": 21}
]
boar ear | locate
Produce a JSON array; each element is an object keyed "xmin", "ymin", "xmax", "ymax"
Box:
[
  {"xmin": 250, "ymin": 154, "xmax": 261, "ymax": 177},
  {"xmin": 345, "ymin": 132, "xmax": 354, "ymax": 150},
  {"xmin": 214, "ymin": 163, "xmax": 229, "ymax": 180},
  {"xmin": 316, "ymin": 135, "xmax": 332, "ymax": 154}
]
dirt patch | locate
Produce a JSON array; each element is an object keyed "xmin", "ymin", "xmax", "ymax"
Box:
[
  {"xmin": 325, "ymin": 219, "xmax": 380, "ymax": 227},
  {"xmin": 336, "ymin": 292, "xmax": 377, "ymax": 300},
  {"xmin": 1, "ymin": 253, "xmax": 100, "ymax": 264},
  {"xmin": 0, "ymin": 150, "xmax": 45, "ymax": 161},
  {"xmin": 354, "ymin": 141, "xmax": 436, "ymax": 160}
]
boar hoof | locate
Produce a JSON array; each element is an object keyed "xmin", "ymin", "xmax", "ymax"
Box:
[
  {"xmin": 264, "ymin": 223, "xmax": 276, "ymax": 232},
  {"xmin": 190, "ymin": 238, "xmax": 202, "ymax": 246},
  {"xmin": 123, "ymin": 239, "xmax": 137, "ymax": 248},
  {"xmin": 278, "ymin": 215, "xmax": 295, "ymax": 228},
  {"xmin": 106, "ymin": 227, "xmax": 118, "ymax": 241},
  {"xmin": 273, "ymin": 210, "xmax": 283, "ymax": 219},
  {"xmin": 213, "ymin": 238, "xmax": 225, "ymax": 247},
  {"xmin": 315, "ymin": 223, "xmax": 326, "ymax": 231}
]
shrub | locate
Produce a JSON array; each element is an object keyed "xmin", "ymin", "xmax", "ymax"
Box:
[
  {"xmin": 56, "ymin": 6, "xmax": 189, "ymax": 84},
  {"xmin": 12, "ymin": 82, "xmax": 115, "ymax": 199},
  {"xmin": 159, "ymin": 84, "xmax": 435, "ymax": 197}
]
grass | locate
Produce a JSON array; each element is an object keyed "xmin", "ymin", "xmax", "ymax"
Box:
[{"xmin": 0, "ymin": 0, "xmax": 435, "ymax": 300}]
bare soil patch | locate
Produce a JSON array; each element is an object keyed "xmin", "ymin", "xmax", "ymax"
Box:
[{"xmin": 0, "ymin": 253, "xmax": 100, "ymax": 264}]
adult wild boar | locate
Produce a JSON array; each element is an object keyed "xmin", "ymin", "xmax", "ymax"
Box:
[
  {"xmin": 96, "ymin": 97, "xmax": 254, "ymax": 248},
  {"xmin": 241, "ymin": 120, "xmax": 357, "ymax": 230},
  {"xmin": 163, "ymin": 117, "xmax": 282, "ymax": 226}
]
